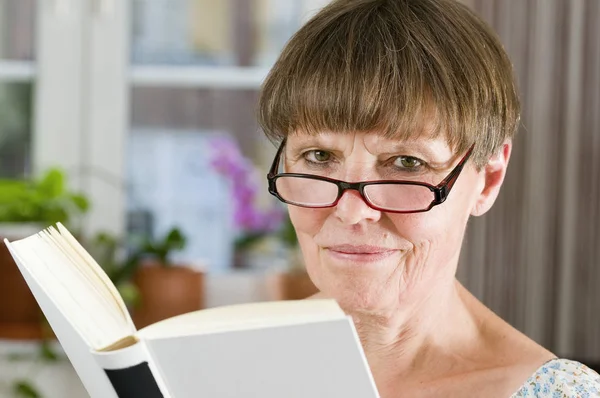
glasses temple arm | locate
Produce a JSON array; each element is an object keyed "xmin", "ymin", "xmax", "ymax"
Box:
[
  {"xmin": 268, "ymin": 138, "xmax": 287, "ymax": 177},
  {"xmin": 436, "ymin": 144, "xmax": 475, "ymax": 195}
]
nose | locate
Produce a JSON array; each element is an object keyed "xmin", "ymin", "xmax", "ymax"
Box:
[{"xmin": 333, "ymin": 188, "xmax": 382, "ymax": 225}]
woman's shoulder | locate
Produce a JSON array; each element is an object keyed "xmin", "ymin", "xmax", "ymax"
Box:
[{"xmin": 510, "ymin": 358, "xmax": 600, "ymax": 397}]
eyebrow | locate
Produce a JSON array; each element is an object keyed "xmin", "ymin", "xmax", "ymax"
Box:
[
  {"xmin": 286, "ymin": 134, "xmax": 453, "ymax": 163},
  {"xmin": 284, "ymin": 137, "xmax": 339, "ymax": 156},
  {"xmin": 382, "ymin": 141, "xmax": 442, "ymax": 158},
  {"xmin": 286, "ymin": 134, "xmax": 335, "ymax": 147}
]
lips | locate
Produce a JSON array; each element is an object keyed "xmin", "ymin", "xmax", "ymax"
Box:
[
  {"xmin": 326, "ymin": 244, "xmax": 395, "ymax": 254},
  {"xmin": 324, "ymin": 245, "xmax": 399, "ymax": 264}
]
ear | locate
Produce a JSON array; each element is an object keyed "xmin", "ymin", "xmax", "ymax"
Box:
[{"xmin": 470, "ymin": 141, "xmax": 512, "ymax": 217}]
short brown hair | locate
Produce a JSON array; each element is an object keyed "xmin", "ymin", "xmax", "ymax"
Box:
[{"xmin": 257, "ymin": 0, "xmax": 520, "ymax": 168}]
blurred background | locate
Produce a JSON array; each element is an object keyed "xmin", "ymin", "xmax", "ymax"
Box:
[{"xmin": 0, "ymin": 0, "xmax": 598, "ymax": 396}]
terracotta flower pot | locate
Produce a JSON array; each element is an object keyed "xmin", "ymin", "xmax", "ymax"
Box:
[
  {"xmin": 268, "ymin": 270, "xmax": 319, "ymax": 301},
  {"xmin": 132, "ymin": 262, "xmax": 204, "ymax": 329},
  {"xmin": 0, "ymin": 224, "xmax": 48, "ymax": 339}
]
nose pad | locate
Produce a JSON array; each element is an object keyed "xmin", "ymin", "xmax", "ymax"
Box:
[{"xmin": 334, "ymin": 188, "xmax": 381, "ymax": 224}]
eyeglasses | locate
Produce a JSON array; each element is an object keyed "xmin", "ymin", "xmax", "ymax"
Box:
[{"xmin": 267, "ymin": 139, "xmax": 475, "ymax": 214}]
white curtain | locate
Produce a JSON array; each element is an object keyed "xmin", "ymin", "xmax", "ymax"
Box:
[{"xmin": 457, "ymin": 0, "xmax": 600, "ymax": 361}]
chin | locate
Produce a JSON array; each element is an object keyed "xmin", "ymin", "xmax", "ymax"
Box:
[
  {"xmin": 305, "ymin": 251, "xmax": 404, "ymax": 311},
  {"xmin": 311, "ymin": 270, "xmax": 400, "ymax": 315}
]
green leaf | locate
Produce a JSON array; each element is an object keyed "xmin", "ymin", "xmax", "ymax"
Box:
[
  {"xmin": 0, "ymin": 167, "xmax": 90, "ymax": 224},
  {"xmin": 134, "ymin": 227, "xmax": 187, "ymax": 266},
  {"xmin": 36, "ymin": 168, "xmax": 65, "ymax": 198},
  {"xmin": 39, "ymin": 340, "xmax": 59, "ymax": 362},
  {"xmin": 7, "ymin": 353, "xmax": 34, "ymax": 362},
  {"xmin": 117, "ymin": 282, "xmax": 140, "ymax": 308},
  {"xmin": 42, "ymin": 205, "xmax": 68, "ymax": 225},
  {"xmin": 12, "ymin": 380, "xmax": 42, "ymax": 398},
  {"xmin": 70, "ymin": 194, "xmax": 90, "ymax": 212},
  {"xmin": 165, "ymin": 228, "xmax": 186, "ymax": 251},
  {"xmin": 109, "ymin": 251, "xmax": 142, "ymax": 283},
  {"xmin": 0, "ymin": 180, "xmax": 28, "ymax": 202}
]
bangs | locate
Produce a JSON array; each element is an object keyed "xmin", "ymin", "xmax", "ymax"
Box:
[
  {"xmin": 259, "ymin": 6, "xmax": 456, "ymax": 145},
  {"xmin": 258, "ymin": 0, "xmax": 520, "ymax": 167}
]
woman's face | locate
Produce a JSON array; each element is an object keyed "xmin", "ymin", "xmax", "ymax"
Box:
[{"xmin": 284, "ymin": 131, "xmax": 490, "ymax": 315}]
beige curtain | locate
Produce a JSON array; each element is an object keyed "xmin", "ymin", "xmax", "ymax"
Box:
[{"xmin": 457, "ymin": 0, "xmax": 600, "ymax": 361}]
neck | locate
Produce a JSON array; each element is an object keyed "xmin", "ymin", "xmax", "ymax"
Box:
[{"xmin": 348, "ymin": 279, "xmax": 480, "ymax": 391}]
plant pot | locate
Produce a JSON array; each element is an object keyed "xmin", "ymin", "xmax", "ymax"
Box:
[
  {"xmin": 132, "ymin": 262, "xmax": 204, "ymax": 329},
  {"xmin": 0, "ymin": 223, "xmax": 47, "ymax": 339},
  {"xmin": 267, "ymin": 270, "xmax": 319, "ymax": 301}
]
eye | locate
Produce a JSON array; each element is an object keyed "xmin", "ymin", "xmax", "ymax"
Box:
[
  {"xmin": 394, "ymin": 156, "xmax": 423, "ymax": 169},
  {"xmin": 304, "ymin": 150, "xmax": 332, "ymax": 163}
]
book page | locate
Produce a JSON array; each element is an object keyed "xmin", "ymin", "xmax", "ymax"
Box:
[
  {"xmin": 41, "ymin": 228, "xmax": 121, "ymax": 323},
  {"xmin": 10, "ymin": 226, "xmax": 134, "ymax": 349},
  {"xmin": 54, "ymin": 223, "xmax": 133, "ymax": 325},
  {"xmin": 137, "ymin": 299, "xmax": 345, "ymax": 340}
]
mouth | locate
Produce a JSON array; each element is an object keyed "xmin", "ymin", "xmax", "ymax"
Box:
[{"xmin": 324, "ymin": 245, "xmax": 399, "ymax": 263}]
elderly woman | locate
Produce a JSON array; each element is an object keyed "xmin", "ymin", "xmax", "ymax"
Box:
[{"xmin": 257, "ymin": 0, "xmax": 600, "ymax": 397}]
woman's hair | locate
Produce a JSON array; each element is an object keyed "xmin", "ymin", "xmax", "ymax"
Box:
[{"xmin": 257, "ymin": 0, "xmax": 520, "ymax": 168}]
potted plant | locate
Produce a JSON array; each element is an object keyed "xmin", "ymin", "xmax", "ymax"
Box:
[
  {"xmin": 128, "ymin": 227, "xmax": 204, "ymax": 329},
  {"xmin": 0, "ymin": 168, "xmax": 89, "ymax": 339},
  {"xmin": 207, "ymin": 135, "xmax": 286, "ymax": 270},
  {"xmin": 267, "ymin": 215, "xmax": 319, "ymax": 300},
  {"xmin": 207, "ymin": 135, "xmax": 317, "ymax": 299}
]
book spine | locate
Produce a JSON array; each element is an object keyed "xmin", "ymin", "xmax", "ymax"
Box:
[{"xmin": 92, "ymin": 340, "xmax": 171, "ymax": 398}]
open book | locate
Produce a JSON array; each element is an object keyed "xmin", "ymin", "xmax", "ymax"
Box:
[{"xmin": 4, "ymin": 223, "xmax": 379, "ymax": 398}]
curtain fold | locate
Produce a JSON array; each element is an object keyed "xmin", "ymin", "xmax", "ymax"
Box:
[{"xmin": 458, "ymin": 0, "xmax": 600, "ymax": 360}]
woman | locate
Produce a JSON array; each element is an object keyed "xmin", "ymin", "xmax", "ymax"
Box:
[{"xmin": 258, "ymin": 0, "xmax": 600, "ymax": 397}]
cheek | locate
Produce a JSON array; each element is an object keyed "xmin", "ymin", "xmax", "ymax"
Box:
[
  {"xmin": 287, "ymin": 207, "xmax": 331, "ymax": 290},
  {"xmin": 288, "ymin": 206, "xmax": 327, "ymax": 267},
  {"xmin": 389, "ymin": 209, "xmax": 453, "ymax": 244},
  {"xmin": 288, "ymin": 206, "xmax": 328, "ymax": 236},
  {"xmin": 401, "ymin": 178, "xmax": 475, "ymax": 236},
  {"xmin": 388, "ymin": 191, "xmax": 472, "ymax": 261}
]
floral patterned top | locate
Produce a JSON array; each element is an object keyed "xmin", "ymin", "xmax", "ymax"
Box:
[{"xmin": 511, "ymin": 358, "xmax": 600, "ymax": 397}]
